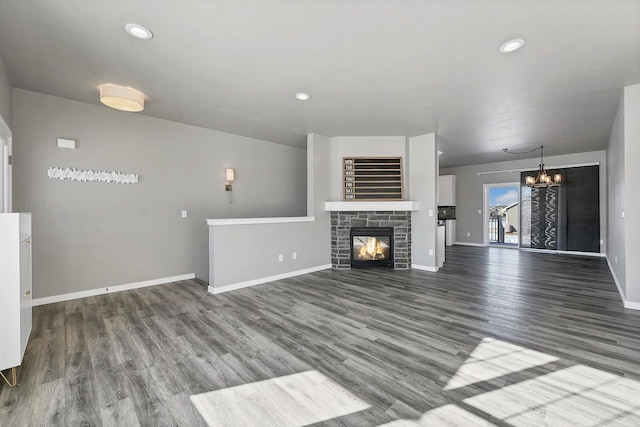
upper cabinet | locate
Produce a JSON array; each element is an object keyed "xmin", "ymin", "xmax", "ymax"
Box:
[{"xmin": 438, "ymin": 175, "xmax": 456, "ymax": 206}]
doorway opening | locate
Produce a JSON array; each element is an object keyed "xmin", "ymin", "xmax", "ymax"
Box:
[{"xmin": 483, "ymin": 183, "xmax": 519, "ymax": 247}]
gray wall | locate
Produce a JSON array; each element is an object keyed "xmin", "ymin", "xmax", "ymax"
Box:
[
  {"xmin": 607, "ymin": 93, "xmax": 626, "ymax": 296},
  {"xmin": 623, "ymin": 84, "xmax": 640, "ymax": 303},
  {"xmin": 0, "ymin": 55, "xmax": 11, "ymax": 128},
  {"xmin": 13, "ymin": 89, "xmax": 307, "ymax": 298},
  {"xmin": 210, "ymin": 133, "xmax": 331, "ymax": 289},
  {"xmin": 441, "ymin": 150, "xmax": 607, "ymax": 252},
  {"xmin": 409, "ymin": 133, "xmax": 438, "ymax": 268}
]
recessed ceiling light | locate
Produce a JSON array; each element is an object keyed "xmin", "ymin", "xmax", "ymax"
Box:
[
  {"xmin": 295, "ymin": 92, "xmax": 311, "ymax": 101},
  {"xmin": 125, "ymin": 23, "xmax": 153, "ymax": 40},
  {"xmin": 499, "ymin": 38, "xmax": 526, "ymax": 54}
]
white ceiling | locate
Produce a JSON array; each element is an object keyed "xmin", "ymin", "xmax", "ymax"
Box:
[{"xmin": 0, "ymin": 0, "xmax": 638, "ymax": 167}]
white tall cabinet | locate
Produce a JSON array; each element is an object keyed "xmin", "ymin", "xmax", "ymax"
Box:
[{"xmin": 0, "ymin": 213, "xmax": 32, "ymax": 386}]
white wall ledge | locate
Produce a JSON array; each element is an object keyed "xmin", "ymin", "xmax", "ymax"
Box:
[
  {"xmin": 206, "ymin": 216, "xmax": 315, "ymax": 226},
  {"xmin": 324, "ymin": 201, "xmax": 420, "ymax": 212}
]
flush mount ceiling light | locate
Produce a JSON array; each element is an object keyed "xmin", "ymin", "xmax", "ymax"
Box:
[
  {"xmin": 125, "ymin": 23, "xmax": 153, "ymax": 40},
  {"xmin": 99, "ymin": 84, "xmax": 145, "ymax": 112},
  {"xmin": 499, "ymin": 38, "xmax": 526, "ymax": 53},
  {"xmin": 295, "ymin": 92, "xmax": 311, "ymax": 101}
]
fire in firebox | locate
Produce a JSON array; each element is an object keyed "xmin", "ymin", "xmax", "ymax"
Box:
[{"xmin": 354, "ymin": 236, "xmax": 390, "ymax": 260}]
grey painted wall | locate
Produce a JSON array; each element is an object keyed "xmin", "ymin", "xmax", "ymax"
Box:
[
  {"xmin": 623, "ymin": 84, "xmax": 640, "ymax": 303},
  {"xmin": 210, "ymin": 133, "xmax": 331, "ymax": 288},
  {"xmin": 0, "ymin": 55, "xmax": 11, "ymax": 128},
  {"xmin": 13, "ymin": 89, "xmax": 307, "ymax": 298},
  {"xmin": 607, "ymin": 93, "xmax": 626, "ymax": 296},
  {"xmin": 409, "ymin": 133, "xmax": 438, "ymax": 268},
  {"xmin": 441, "ymin": 150, "xmax": 607, "ymax": 252}
]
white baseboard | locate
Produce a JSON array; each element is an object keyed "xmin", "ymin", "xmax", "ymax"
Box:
[
  {"xmin": 209, "ymin": 265, "xmax": 332, "ymax": 295},
  {"xmin": 606, "ymin": 256, "xmax": 626, "ymax": 301},
  {"xmin": 624, "ymin": 300, "xmax": 640, "ymax": 310},
  {"xmin": 605, "ymin": 256, "xmax": 640, "ymax": 310},
  {"xmin": 454, "ymin": 242, "xmax": 485, "ymax": 247},
  {"xmin": 411, "ymin": 264, "xmax": 439, "ymax": 272},
  {"xmin": 521, "ymin": 248, "xmax": 606, "ymax": 258},
  {"xmin": 32, "ymin": 273, "xmax": 196, "ymax": 306}
]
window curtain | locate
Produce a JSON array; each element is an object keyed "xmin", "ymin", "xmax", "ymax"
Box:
[{"xmin": 520, "ymin": 165, "xmax": 599, "ymax": 253}]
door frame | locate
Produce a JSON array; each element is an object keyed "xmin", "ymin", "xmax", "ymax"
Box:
[
  {"xmin": 483, "ymin": 182, "xmax": 520, "ymax": 246},
  {"xmin": 0, "ymin": 114, "xmax": 12, "ymax": 213}
]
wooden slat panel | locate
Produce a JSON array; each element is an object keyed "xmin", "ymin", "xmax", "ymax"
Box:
[{"xmin": 343, "ymin": 157, "xmax": 403, "ymax": 201}]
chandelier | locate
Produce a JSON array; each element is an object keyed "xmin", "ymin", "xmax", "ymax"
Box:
[
  {"xmin": 502, "ymin": 145, "xmax": 561, "ymax": 188},
  {"xmin": 525, "ymin": 146, "xmax": 561, "ymax": 188}
]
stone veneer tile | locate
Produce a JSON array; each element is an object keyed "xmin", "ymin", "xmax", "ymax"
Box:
[{"xmin": 330, "ymin": 211, "xmax": 412, "ymax": 270}]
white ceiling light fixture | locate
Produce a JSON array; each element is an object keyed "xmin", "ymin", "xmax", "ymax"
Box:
[
  {"xmin": 499, "ymin": 38, "xmax": 526, "ymax": 54},
  {"xmin": 125, "ymin": 23, "xmax": 153, "ymax": 40},
  {"xmin": 295, "ymin": 92, "xmax": 311, "ymax": 101},
  {"xmin": 99, "ymin": 84, "xmax": 145, "ymax": 112}
]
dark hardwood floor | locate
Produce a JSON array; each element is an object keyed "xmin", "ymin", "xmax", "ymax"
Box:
[{"xmin": 1, "ymin": 246, "xmax": 639, "ymax": 426}]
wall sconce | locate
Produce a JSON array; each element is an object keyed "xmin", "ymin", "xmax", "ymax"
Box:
[{"xmin": 225, "ymin": 168, "xmax": 235, "ymax": 203}]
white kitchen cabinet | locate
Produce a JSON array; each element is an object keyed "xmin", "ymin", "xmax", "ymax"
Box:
[
  {"xmin": 0, "ymin": 213, "xmax": 32, "ymax": 387},
  {"xmin": 438, "ymin": 175, "xmax": 456, "ymax": 206}
]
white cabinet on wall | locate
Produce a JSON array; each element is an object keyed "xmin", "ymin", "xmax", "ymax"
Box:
[
  {"xmin": 438, "ymin": 175, "xmax": 456, "ymax": 206},
  {"xmin": 0, "ymin": 213, "xmax": 32, "ymax": 386}
]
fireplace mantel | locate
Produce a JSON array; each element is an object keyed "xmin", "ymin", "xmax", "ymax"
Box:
[{"xmin": 324, "ymin": 201, "xmax": 419, "ymax": 212}]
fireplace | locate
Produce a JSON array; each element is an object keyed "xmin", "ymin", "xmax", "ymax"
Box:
[{"xmin": 350, "ymin": 227, "xmax": 394, "ymax": 268}]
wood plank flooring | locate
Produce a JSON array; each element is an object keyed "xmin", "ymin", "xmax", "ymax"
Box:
[{"xmin": 1, "ymin": 246, "xmax": 639, "ymax": 426}]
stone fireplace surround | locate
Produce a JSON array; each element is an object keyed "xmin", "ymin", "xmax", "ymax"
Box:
[{"xmin": 330, "ymin": 211, "xmax": 411, "ymax": 269}]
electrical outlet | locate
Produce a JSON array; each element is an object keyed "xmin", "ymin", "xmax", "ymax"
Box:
[
  {"xmin": 467, "ymin": 232, "xmax": 471, "ymax": 237},
  {"xmin": 292, "ymin": 252, "xmax": 297, "ymax": 260},
  {"xmin": 278, "ymin": 254, "xmax": 283, "ymax": 262},
  {"xmin": 428, "ymin": 210, "xmax": 433, "ymax": 217},
  {"xmin": 181, "ymin": 210, "xmax": 188, "ymax": 218},
  {"xmin": 600, "ymin": 239, "xmax": 603, "ymax": 245},
  {"xmin": 428, "ymin": 249, "xmax": 434, "ymax": 256}
]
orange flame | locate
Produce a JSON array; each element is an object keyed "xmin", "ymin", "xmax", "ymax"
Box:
[{"xmin": 358, "ymin": 237, "xmax": 386, "ymax": 260}]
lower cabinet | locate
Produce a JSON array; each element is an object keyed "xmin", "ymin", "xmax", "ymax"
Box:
[{"xmin": 0, "ymin": 213, "xmax": 32, "ymax": 382}]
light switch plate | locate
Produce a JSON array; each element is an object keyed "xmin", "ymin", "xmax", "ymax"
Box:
[{"xmin": 181, "ymin": 210, "xmax": 188, "ymax": 218}]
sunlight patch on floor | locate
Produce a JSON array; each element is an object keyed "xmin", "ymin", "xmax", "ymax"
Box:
[
  {"xmin": 444, "ymin": 337, "xmax": 558, "ymax": 390},
  {"xmin": 378, "ymin": 404, "xmax": 496, "ymax": 426},
  {"xmin": 189, "ymin": 370, "xmax": 370, "ymax": 427},
  {"xmin": 464, "ymin": 364, "xmax": 640, "ymax": 426}
]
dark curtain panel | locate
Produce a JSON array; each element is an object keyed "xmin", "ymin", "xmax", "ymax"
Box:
[
  {"xmin": 565, "ymin": 166, "xmax": 600, "ymax": 252},
  {"xmin": 520, "ymin": 165, "xmax": 599, "ymax": 253}
]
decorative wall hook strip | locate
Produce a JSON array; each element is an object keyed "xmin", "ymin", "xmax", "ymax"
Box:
[{"xmin": 47, "ymin": 167, "xmax": 139, "ymax": 184}]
